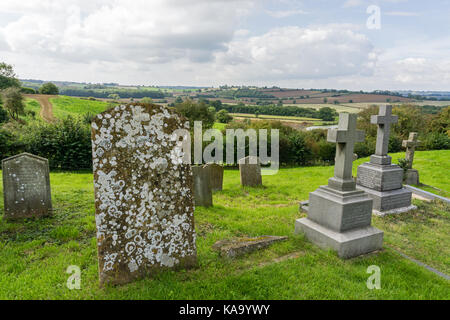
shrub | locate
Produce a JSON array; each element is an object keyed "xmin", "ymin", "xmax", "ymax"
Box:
[
  {"xmin": 23, "ymin": 116, "xmax": 92, "ymax": 169},
  {"xmin": 422, "ymin": 132, "xmax": 450, "ymax": 150},
  {"xmin": 216, "ymin": 109, "xmax": 233, "ymax": 123},
  {"xmin": 20, "ymin": 87, "xmax": 36, "ymax": 94},
  {"xmin": 39, "ymin": 82, "xmax": 59, "ymax": 95}
]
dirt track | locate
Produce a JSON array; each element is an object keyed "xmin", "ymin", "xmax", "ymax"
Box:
[{"xmin": 24, "ymin": 94, "xmax": 57, "ymax": 122}]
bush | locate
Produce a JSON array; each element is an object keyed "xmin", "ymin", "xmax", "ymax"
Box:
[
  {"xmin": 23, "ymin": 116, "xmax": 92, "ymax": 169},
  {"xmin": 39, "ymin": 82, "xmax": 59, "ymax": 95},
  {"xmin": 0, "ymin": 105, "xmax": 8, "ymax": 124},
  {"xmin": 422, "ymin": 132, "xmax": 450, "ymax": 150},
  {"xmin": 175, "ymin": 99, "xmax": 215, "ymax": 129},
  {"xmin": 216, "ymin": 109, "xmax": 233, "ymax": 123},
  {"xmin": 20, "ymin": 87, "xmax": 36, "ymax": 94}
]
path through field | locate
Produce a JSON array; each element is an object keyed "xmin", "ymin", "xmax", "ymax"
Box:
[{"xmin": 24, "ymin": 94, "xmax": 57, "ymax": 122}]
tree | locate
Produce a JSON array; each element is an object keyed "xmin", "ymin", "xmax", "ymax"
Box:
[
  {"xmin": 216, "ymin": 109, "xmax": 233, "ymax": 123},
  {"xmin": 140, "ymin": 97, "xmax": 153, "ymax": 104},
  {"xmin": 0, "ymin": 62, "xmax": 21, "ymax": 90},
  {"xmin": 318, "ymin": 107, "xmax": 336, "ymax": 121},
  {"xmin": 108, "ymin": 93, "xmax": 120, "ymax": 101},
  {"xmin": 175, "ymin": 99, "xmax": 215, "ymax": 129},
  {"xmin": 39, "ymin": 82, "xmax": 59, "ymax": 95},
  {"xmin": 1, "ymin": 87, "xmax": 25, "ymax": 120}
]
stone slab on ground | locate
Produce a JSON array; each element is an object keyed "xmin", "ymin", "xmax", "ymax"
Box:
[{"xmin": 212, "ymin": 236, "xmax": 288, "ymax": 258}]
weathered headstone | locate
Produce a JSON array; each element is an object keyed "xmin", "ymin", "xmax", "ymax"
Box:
[
  {"xmin": 239, "ymin": 156, "xmax": 262, "ymax": 187},
  {"xmin": 204, "ymin": 163, "xmax": 224, "ymax": 192},
  {"xmin": 402, "ymin": 132, "xmax": 420, "ymax": 185},
  {"xmin": 357, "ymin": 105, "xmax": 415, "ymax": 215},
  {"xmin": 2, "ymin": 153, "xmax": 52, "ymax": 220},
  {"xmin": 91, "ymin": 103, "xmax": 197, "ymax": 286},
  {"xmin": 192, "ymin": 165, "xmax": 213, "ymax": 207},
  {"xmin": 295, "ymin": 113, "xmax": 383, "ymax": 259}
]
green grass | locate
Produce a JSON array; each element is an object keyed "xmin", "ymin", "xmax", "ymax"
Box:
[
  {"xmin": 0, "ymin": 151, "xmax": 449, "ymax": 299},
  {"xmin": 213, "ymin": 122, "xmax": 227, "ymax": 130},
  {"xmin": 50, "ymin": 96, "xmax": 111, "ymax": 119}
]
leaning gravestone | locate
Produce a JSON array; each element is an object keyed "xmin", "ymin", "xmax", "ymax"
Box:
[
  {"xmin": 295, "ymin": 113, "xmax": 383, "ymax": 259},
  {"xmin": 204, "ymin": 163, "xmax": 224, "ymax": 192},
  {"xmin": 91, "ymin": 103, "xmax": 197, "ymax": 286},
  {"xmin": 192, "ymin": 165, "xmax": 213, "ymax": 207},
  {"xmin": 2, "ymin": 153, "xmax": 52, "ymax": 220},
  {"xmin": 357, "ymin": 105, "xmax": 415, "ymax": 215},
  {"xmin": 402, "ymin": 132, "xmax": 421, "ymax": 185},
  {"xmin": 239, "ymin": 156, "xmax": 262, "ymax": 187}
]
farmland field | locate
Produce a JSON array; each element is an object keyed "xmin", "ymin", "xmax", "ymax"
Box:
[{"xmin": 50, "ymin": 96, "xmax": 111, "ymax": 119}]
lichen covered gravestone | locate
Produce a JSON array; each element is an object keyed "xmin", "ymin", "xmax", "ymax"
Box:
[
  {"xmin": 91, "ymin": 103, "xmax": 197, "ymax": 286},
  {"xmin": 2, "ymin": 153, "xmax": 52, "ymax": 220},
  {"xmin": 204, "ymin": 163, "xmax": 224, "ymax": 192},
  {"xmin": 357, "ymin": 105, "xmax": 414, "ymax": 215},
  {"xmin": 239, "ymin": 156, "xmax": 262, "ymax": 187},
  {"xmin": 295, "ymin": 113, "xmax": 383, "ymax": 259}
]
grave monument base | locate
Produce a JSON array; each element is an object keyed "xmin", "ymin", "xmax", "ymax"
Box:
[
  {"xmin": 295, "ymin": 218, "xmax": 384, "ymax": 259},
  {"xmin": 405, "ymin": 169, "xmax": 420, "ymax": 185},
  {"xmin": 295, "ymin": 185, "xmax": 383, "ymax": 259}
]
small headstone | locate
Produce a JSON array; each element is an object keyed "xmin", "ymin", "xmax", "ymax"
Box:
[
  {"xmin": 91, "ymin": 104, "xmax": 197, "ymax": 286},
  {"xmin": 295, "ymin": 113, "xmax": 383, "ymax": 259},
  {"xmin": 192, "ymin": 165, "xmax": 213, "ymax": 207},
  {"xmin": 2, "ymin": 153, "xmax": 52, "ymax": 220},
  {"xmin": 238, "ymin": 156, "xmax": 262, "ymax": 187},
  {"xmin": 204, "ymin": 163, "xmax": 224, "ymax": 192},
  {"xmin": 212, "ymin": 236, "xmax": 288, "ymax": 258},
  {"xmin": 357, "ymin": 105, "xmax": 415, "ymax": 215},
  {"xmin": 402, "ymin": 132, "xmax": 421, "ymax": 185}
]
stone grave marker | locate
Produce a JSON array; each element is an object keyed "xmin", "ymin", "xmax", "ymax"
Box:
[
  {"xmin": 91, "ymin": 103, "xmax": 197, "ymax": 286},
  {"xmin": 2, "ymin": 153, "xmax": 52, "ymax": 220},
  {"xmin": 357, "ymin": 105, "xmax": 415, "ymax": 215},
  {"xmin": 238, "ymin": 156, "xmax": 262, "ymax": 187},
  {"xmin": 192, "ymin": 165, "xmax": 213, "ymax": 207},
  {"xmin": 204, "ymin": 163, "xmax": 224, "ymax": 192},
  {"xmin": 402, "ymin": 132, "xmax": 421, "ymax": 185},
  {"xmin": 295, "ymin": 113, "xmax": 383, "ymax": 259}
]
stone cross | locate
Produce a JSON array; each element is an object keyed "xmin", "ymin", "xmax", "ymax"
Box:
[
  {"xmin": 327, "ymin": 113, "xmax": 365, "ymax": 190},
  {"xmin": 91, "ymin": 104, "xmax": 197, "ymax": 286},
  {"xmin": 372, "ymin": 105, "xmax": 398, "ymax": 158},
  {"xmin": 402, "ymin": 132, "xmax": 420, "ymax": 169}
]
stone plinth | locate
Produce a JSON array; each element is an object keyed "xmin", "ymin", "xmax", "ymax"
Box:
[{"xmin": 405, "ymin": 169, "xmax": 420, "ymax": 185}]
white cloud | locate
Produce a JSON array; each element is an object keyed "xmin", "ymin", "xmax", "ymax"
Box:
[
  {"xmin": 214, "ymin": 24, "xmax": 377, "ymax": 81},
  {"xmin": 0, "ymin": 0, "xmax": 255, "ymax": 65},
  {"xmin": 385, "ymin": 11, "xmax": 420, "ymax": 16},
  {"xmin": 266, "ymin": 9, "xmax": 308, "ymax": 18}
]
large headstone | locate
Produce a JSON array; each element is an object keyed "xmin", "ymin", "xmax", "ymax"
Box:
[
  {"xmin": 204, "ymin": 163, "xmax": 224, "ymax": 192},
  {"xmin": 295, "ymin": 113, "xmax": 383, "ymax": 259},
  {"xmin": 356, "ymin": 105, "xmax": 415, "ymax": 215},
  {"xmin": 239, "ymin": 156, "xmax": 262, "ymax": 187},
  {"xmin": 402, "ymin": 132, "xmax": 421, "ymax": 185},
  {"xmin": 192, "ymin": 165, "xmax": 213, "ymax": 207},
  {"xmin": 2, "ymin": 153, "xmax": 52, "ymax": 220},
  {"xmin": 91, "ymin": 104, "xmax": 197, "ymax": 286}
]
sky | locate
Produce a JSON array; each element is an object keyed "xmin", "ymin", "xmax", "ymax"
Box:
[{"xmin": 0, "ymin": 0, "xmax": 449, "ymax": 90}]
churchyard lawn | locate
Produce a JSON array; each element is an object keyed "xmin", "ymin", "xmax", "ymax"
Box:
[{"xmin": 0, "ymin": 150, "xmax": 448, "ymax": 299}]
